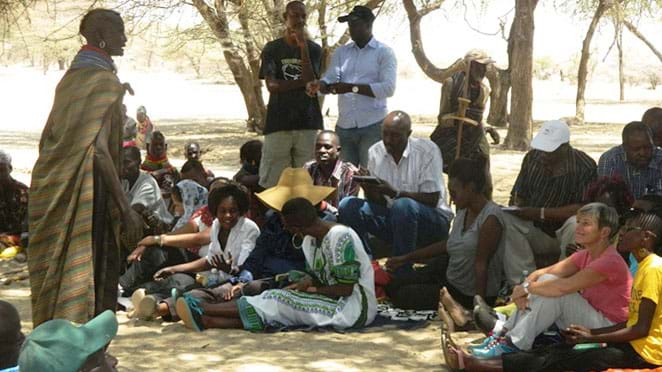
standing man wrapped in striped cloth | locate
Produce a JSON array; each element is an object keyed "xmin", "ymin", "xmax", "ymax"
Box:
[{"xmin": 28, "ymin": 9, "xmax": 142, "ymax": 326}]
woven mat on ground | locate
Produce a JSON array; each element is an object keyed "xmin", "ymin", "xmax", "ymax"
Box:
[{"xmin": 262, "ymin": 302, "xmax": 436, "ymax": 333}]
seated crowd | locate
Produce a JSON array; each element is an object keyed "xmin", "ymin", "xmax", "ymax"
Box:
[
  {"xmin": 5, "ymin": 6, "xmax": 662, "ymax": 371},
  {"xmin": 3, "ymin": 102, "xmax": 662, "ymax": 371}
]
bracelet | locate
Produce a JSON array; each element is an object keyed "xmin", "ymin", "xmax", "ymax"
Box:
[
  {"xmin": 154, "ymin": 234, "xmax": 164, "ymax": 247},
  {"xmin": 540, "ymin": 207, "xmax": 545, "ymax": 221}
]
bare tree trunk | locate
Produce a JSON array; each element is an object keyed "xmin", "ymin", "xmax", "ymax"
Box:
[
  {"xmin": 402, "ymin": 0, "xmax": 465, "ymax": 83},
  {"xmin": 486, "ymin": 58, "xmax": 510, "ymax": 128},
  {"xmin": 503, "ymin": 0, "xmax": 538, "ymax": 150},
  {"xmin": 623, "ymin": 20, "xmax": 662, "ymax": 64},
  {"xmin": 192, "ymin": 0, "xmax": 265, "ymax": 131},
  {"xmin": 616, "ymin": 23, "xmax": 624, "ymax": 101},
  {"xmin": 237, "ymin": 0, "xmax": 267, "ymax": 132},
  {"xmin": 575, "ymin": 1, "xmax": 609, "ymax": 125}
]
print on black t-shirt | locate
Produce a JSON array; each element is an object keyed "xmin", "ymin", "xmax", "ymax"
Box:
[{"xmin": 259, "ymin": 38, "xmax": 324, "ymax": 135}]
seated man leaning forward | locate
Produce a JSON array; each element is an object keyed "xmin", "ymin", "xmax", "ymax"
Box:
[
  {"xmin": 506, "ymin": 120, "xmax": 597, "ymax": 273},
  {"xmin": 304, "ymin": 130, "xmax": 359, "ymax": 209},
  {"xmin": 176, "ymin": 197, "xmax": 377, "ymax": 332},
  {"xmin": 339, "ymin": 110, "xmax": 453, "ymax": 264},
  {"xmin": 598, "ymin": 121, "xmax": 662, "ymax": 199},
  {"xmin": 468, "ymin": 203, "xmax": 631, "ymax": 358},
  {"xmin": 121, "ymin": 146, "xmax": 173, "ymax": 236}
]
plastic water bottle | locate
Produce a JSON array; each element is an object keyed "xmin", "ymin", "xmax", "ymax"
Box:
[
  {"xmin": 520, "ymin": 270, "xmax": 529, "ymax": 284},
  {"xmin": 207, "ymin": 268, "xmax": 220, "ymax": 288}
]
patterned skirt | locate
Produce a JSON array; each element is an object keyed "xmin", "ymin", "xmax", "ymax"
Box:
[{"xmin": 238, "ymin": 288, "xmax": 366, "ymax": 331}]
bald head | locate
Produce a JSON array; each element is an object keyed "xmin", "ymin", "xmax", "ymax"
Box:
[
  {"xmin": 382, "ymin": 111, "xmax": 412, "ymax": 160},
  {"xmin": 642, "ymin": 107, "xmax": 662, "ymax": 147},
  {"xmin": 383, "ymin": 111, "xmax": 412, "ymax": 132}
]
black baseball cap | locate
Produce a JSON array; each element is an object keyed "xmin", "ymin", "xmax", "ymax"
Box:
[{"xmin": 338, "ymin": 6, "xmax": 375, "ymax": 23}]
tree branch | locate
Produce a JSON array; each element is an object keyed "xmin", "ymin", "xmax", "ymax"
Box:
[
  {"xmin": 623, "ymin": 19, "xmax": 662, "ymax": 64},
  {"xmin": 402, "ymin": 0, "xmax": 464, "ymax": 83}
]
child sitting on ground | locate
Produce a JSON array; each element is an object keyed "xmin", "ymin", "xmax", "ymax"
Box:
[{"xmin": 233, "ymin": 139, "xmax": 264, "ymax": 225}]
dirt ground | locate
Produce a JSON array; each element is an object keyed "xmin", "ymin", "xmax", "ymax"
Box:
[{"xmin": 0, "ymin": 116, "xmax": 628, "ymax": 371}]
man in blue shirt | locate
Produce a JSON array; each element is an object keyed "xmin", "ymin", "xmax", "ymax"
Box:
[
  {"xmin": 307, "ymin": 6, "xmax": 397, "ymax": 167},
  {"xmin": 598, "ymin": 121, "xmax": 662, "ymax": 199}
]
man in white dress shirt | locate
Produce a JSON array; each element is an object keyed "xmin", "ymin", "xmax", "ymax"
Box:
[
  {"xmin": 338, "ymin": 111, "xmax": 453, "ymax": 273},
  {"xmin": 307, "ymin": 6, "xmax": 397, "ymax": 167}
]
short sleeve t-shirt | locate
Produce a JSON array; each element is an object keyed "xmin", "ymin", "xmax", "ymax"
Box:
[
  {"xmin": 627, "ymin": 254, "xmax": 662, "ymax": 365},
  {"xmin": 259, "ymin": 38, "xmax": 324, "ymax": 135},
  {"xmin": 570, "ymin": 246, "xmax": 632, "ymax": 323}
]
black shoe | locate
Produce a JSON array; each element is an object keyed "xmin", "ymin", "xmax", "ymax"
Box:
[
  {"xmin": 473, "ymin": 295, "xmax": 497, "ymax": 317},
  {"xmin": 473, "ymin": 303, "xmax": 498, "ymax": 336}
]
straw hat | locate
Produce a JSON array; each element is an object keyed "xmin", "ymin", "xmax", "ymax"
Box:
[{"xmin": 256, "ymin": 168, "xmax": 335, "ymax": 212}]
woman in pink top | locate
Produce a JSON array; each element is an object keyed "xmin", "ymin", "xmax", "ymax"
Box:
[{"xmin": 470, "ymin": 202, "xmax": 632, "ymax": 358}]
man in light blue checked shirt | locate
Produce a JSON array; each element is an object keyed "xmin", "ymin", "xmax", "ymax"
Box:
[{"xmin": 306, "ymin": 6, "xmax": 397, "ymax": 167}]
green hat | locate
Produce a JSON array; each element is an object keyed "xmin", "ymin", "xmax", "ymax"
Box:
[{"xmin": 18, "ymin": 310, "xmax": 118, "ymax": 372}]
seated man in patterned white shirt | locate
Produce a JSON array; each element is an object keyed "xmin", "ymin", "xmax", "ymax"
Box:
[{"xmin": 338, "ymin": 111, "xmax": 453, "ymax": 272}]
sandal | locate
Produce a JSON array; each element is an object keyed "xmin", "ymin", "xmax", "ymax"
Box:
[{"xmin": 441, "ymin": 320, "xmax": 465, "ymax": 371}]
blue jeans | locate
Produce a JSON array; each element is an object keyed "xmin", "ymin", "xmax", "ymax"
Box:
[
  {"xmin": 338, "ymin": 196, "xmax": 451, "ymax": 272},
  {"xmin": 336, "ymin": 121, "xmax": 382, "ymax": 168}
]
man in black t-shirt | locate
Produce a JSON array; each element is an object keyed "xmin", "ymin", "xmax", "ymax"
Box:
[{"xmin": 258, "ymin": 1, "xmax": 323, "ymax": 188}]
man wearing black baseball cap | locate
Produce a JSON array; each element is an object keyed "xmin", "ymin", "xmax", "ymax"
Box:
[
  {"xmin": 306, "ymin": 5, "xmax": 397, "ymax": 168},
  {"xmin": 337, "ymin": 5, "xmax": 375, "ymax": 23}
]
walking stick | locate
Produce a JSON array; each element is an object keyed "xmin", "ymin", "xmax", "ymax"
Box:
[{"xmin": 441, "ymin": 60, "xmax": 479, "ymax": 160}]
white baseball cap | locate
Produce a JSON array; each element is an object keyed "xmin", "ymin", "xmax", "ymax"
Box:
[{"xmin": 531, "ymin": 120, "xmax": 570, "ymax": 152}]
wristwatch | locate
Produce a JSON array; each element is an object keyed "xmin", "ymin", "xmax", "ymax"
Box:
[
  {"xmin": 522, "ymin": 281, "xmax": 530, "ymax": 294},
  {"xmin": 352, "ymin": 85, "xmax": 359, "ymax": 93}
]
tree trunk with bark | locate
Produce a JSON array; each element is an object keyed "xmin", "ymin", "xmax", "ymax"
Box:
[
  {"xmin": 616, "ymin": 23, "xmax": 624, "ymax": 101},
  {"xmin": 485, "ymin": 65, "xmax": 510, "ymax": 127},
  {"xmin": 623, "ymin": 19, "xmax": 662, "ymax": 64},
  {"xmin": 575, "ymin": 0, "xmax": 609, "ymax": 125},
  {"xmin": 402, "ymin": 0, "xmax": 466, "ymax": 84},
  {"xmin": 192, "ymin": 0, "xmax": 265, "ymax": 132},
  {"xmin": 237, "ymin": 0, "xmax": 267, "ymax": 132},
  {"xmin": 503, "ymin": 0, "xmax": 538, "ymax": 150}
]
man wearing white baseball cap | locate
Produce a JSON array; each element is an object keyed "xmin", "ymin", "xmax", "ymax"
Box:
[{"xmin": 501, "ymin": 120, "xmax": 597, "ymax": 283}]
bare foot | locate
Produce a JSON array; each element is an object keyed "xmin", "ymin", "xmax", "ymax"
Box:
[
  {"xmin": 438, "ymin": 293, "xmax": 456, "ymax": 333},
  {"xmin": 441, "ymin": 321, "xmax": 465, "ymax": 370},
  {"xmin": 441, "ymin": 287, "xmax": 471, "ymax": 327}
]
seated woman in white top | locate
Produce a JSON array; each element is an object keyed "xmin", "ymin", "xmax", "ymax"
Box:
[
  {"xmin": 131, "ymin": 184, "xmax": 259, "ymax": 320},
  {"xmin": 385, "ymin": 158, "xmax": 509, "ymax": 321},
  {"xmin": 119, "ymin": 179, "xmax": 210, "ymax": 295}
]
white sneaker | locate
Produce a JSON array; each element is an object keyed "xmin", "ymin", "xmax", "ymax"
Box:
[{"xmin": 131, "ymin": 289, "xmax": 156, "ymax": 320}]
